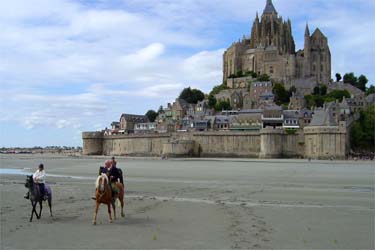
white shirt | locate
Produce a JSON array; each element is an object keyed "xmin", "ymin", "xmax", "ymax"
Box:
[{"xmin": 33, "ymin": 169, "xmax": 46, "ymax": 184}]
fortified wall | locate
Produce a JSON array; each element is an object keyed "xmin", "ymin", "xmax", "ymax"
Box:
[{"xmin": 83, "ymin": 128, "xmax": 346, "ymax": 159}]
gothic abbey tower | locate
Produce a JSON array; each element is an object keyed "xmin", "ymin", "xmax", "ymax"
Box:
[{"xmin": 223, "ymin": 0, "xmax": 331, "ymax": 85}]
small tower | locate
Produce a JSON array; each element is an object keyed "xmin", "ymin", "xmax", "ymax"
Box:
[
  {"xmin": 263, "ymin": 0, "xmax": 278, "ymax": 17},
  {"xmin": 304, "ymin": 23, "xmax": 311, "ymax": 77}
]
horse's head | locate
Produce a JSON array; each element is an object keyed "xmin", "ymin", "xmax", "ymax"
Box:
[
  {"xmin": 96, "ymin": 174, "xmax": 108, "ymax": 193},
  {"xmin": 25, "ymin": 175, "xmax": 33, "ymax": 188}
]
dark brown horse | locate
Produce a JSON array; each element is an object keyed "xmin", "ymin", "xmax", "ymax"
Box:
[
  {"xmin": 92, "ymin": 174, "xmax": 125, "ymax": 225},
  {"xmin": 24, "ymin": 175, "xmax": 53, "ymax": 222}
]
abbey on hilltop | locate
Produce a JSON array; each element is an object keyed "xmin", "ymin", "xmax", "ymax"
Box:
[{"xmin": 223, "ymin": 0, "xmax": 331, "ymax": 85}]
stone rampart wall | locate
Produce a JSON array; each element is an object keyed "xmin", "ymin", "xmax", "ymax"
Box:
[
  {"xmin": 193, "ymin": 132, "xmax": 260, "ymax": 157},
  {"xmin": 83, "ymin": 128, "xmax": 346, "ymax": 159},
  {"xmin": 82, "ymin": 132, "xmax": 104, "ymax": 155},
  {"xmin": 304, "ymin": 126, "xmax": 346, "ymax": 159}
]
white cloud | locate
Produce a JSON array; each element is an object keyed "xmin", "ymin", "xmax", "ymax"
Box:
[{"xmin": 0, "ymin": 0, "xmax": 373, "ymax": 146}]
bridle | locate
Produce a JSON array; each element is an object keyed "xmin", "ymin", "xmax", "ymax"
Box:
[{"xmin": 97, "ymin": 175, "xmax": 108, "ymax": 200}]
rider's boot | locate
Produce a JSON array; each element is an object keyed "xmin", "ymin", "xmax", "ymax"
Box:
[{"xmin": 24, "ymin": 192, "xmax": 29, "ymax": 199}]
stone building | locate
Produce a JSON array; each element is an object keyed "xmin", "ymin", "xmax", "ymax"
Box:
[
  {"xmin": 119, "ymin": 114, "xmax": 149, "ymax": 133},
  {"xmin": 223, "ymin": 0, "xmax": 331, "ymax": 85}
]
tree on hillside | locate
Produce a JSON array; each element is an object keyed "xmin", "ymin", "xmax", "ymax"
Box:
[
  {"xmin": 145, "ymin": 110, "xmax": 158, "ymax": 122},
  {"xmin": 273, "ymin": 84, "xmax": 289, "ymax": 105},
  {"xmin": 215, "ymin": 100, "xmax": 231, "ymax": 111},
  {"xmin": 343, "ymin": 72, "xmax": 368, "ymax": 92},
  {"xmin": 313, "ymin": 85, "xmax": 327, "ymax": 96},
  {"xmin": 210, "ymin": 82, "xmax": 228, "ymax": 96},
  {"xmin": 157, "ymin": 105, "xmax": 164, "ymax": 114},
  {"xmin": 208, "ymin": 95, "xmax": 217, "ymax": 108},
  {"xmin": 257, "ymin": 74, "xmax": 270, "ymax": 82},
  {"xmin": 366, "ymin": 85, "xmax": 375, "ymax": 96},
  {"xmin": 343, "ymin": 72, "xmax": 357, "ymax": 85},
  {"xmin": 350, "ymin": 105, "xmax": 375, "ymax": 152},
  {"xmin": 179, "ymin": 87, "xmax": 205, "ymax": 104},
  {"xmin": 288, "ymin": 86, "xmax": 297, "ymax": 96},
  {"xmin": 326, "ymin": 90, "xmax": 351, "ymax": 102},
  {"xmin": 335, "ymin": 73, "xmax": 342, "ymax": 82},
  {"xmin": 357, "ymin": 75, "xmax": 368, "ymax": 92}
]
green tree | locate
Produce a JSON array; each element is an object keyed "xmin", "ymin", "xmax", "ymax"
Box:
[
  {"xmin": 215, "ymin": 100, "xmax": 231, "ymax": 111},
  {"xmin": 343, "ymin": 72, "xmax": 357, "ymax": 85},
  {"xmin": 326, "ymin": 90, "xmax": 351, "ymax": 102},
  {"xmin": 305, "ymin": 95, "xmax": 315, "ymax": 109},
  {"xmin": 157, "ymin": 105, "xmax": 164, "ymax": 114},
  {"xmin": 320, "ymin": 85, "xmax": 327, "ymax": 96},
  {"xmin": 313, "ymin": 86, "xmax": 320, "ymax": 95},
  {"xmin": 335, "ymin": 73, "xmax": 342, "ymax": 82},
  {"xmin": 209, "ymin": 83, "xmax": 228, "ymax": 96},
  {"xmin": 350, "ymin": 105, "xmax": 375, "ymax": 152},
  {"xmin": 288, "ymin": 86, "xmax": 297, "ymax": 96},
  {"xmin": 179, "ymin": 87, "xmax": 205, "ymax": 104},
  {"xmin": 257, "ymin": 74, "xmax": 270, "ymax": 81},
  {"xmin": 273, "ymin": 83, "xmax": 289, "ymax": 105},
  {"xmin": 357, "ymin": 75, "xmax": 368, "ymax": 92},
  {"xmin": 236, "ymin": 70, "xmax": 244, "ymax": 77},
  {"xmin": 314, "ymin": 95, "xmax": 325, "ymax": 107},
  {"xmin": 208, "ymin": 95, "xmax": 217, "ymax": 108},
  {"xmin": 245, "ymin": 71, "xmax": 257, "ymax": 78},
  {"xmin": 366, "ymin": 85, "xmax": 375, "ymax": 96},
  {"xmin": 145, "ymin": 110, "xmax": 158, "ymax": 122},
  {"xmin": 313, "ymin": 85, "xmax": 328, "ymax": 96}
]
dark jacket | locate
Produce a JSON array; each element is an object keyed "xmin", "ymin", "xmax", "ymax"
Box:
[{"xmin": 109, "ymin": 166, "xmax": 121, "ymax": 183}]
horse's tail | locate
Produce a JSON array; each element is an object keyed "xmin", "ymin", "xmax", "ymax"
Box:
[
  {"xmin": 118, "ymin": 168, "xmax": 124, "ymax": 185},
  {"xmin": 45, "ymin": 185, "xmax": 52, "ymax": 200}
]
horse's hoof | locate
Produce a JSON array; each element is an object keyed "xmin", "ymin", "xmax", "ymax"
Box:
[
  {"xmin": 121, "ymin": 213, "xmax": 125, "ymax": 218},
  {"xmin": 109, "ymin": 220, "xmax": 113, "ymax": 223},
  {"xmin": 92, "ymin": 221, "xmax": 96, "ymax": 225}
]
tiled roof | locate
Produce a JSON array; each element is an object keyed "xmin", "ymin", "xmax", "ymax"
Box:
[{"xmin": 309, "ymin": 109, "xmax": 336, "ymax": 126}]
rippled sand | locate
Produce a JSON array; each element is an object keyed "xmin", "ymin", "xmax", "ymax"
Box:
[{"xmin": 1, "ymin": 154, "xmax": 374, "ymax": 249}]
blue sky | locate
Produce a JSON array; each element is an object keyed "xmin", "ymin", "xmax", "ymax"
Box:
[{"xmin": 1, "ymin": 0, "xmax": 374, "ymax": 147}]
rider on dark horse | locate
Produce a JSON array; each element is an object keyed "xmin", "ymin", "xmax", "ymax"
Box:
[{"xmin": 24, "ymin": 163, "xmax": 46, "ymax": 200}]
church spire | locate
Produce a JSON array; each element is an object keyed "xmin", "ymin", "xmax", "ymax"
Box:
[
  {"xmin": 263, "ymin": 0, "xmax": 278, "ymax": 15},
  {"xmin": 305, "ymin": 22, "xmax": 310, "ymax": 37}
]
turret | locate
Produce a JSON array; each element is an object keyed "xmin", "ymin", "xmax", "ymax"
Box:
[
  {"xmin": 263, "ymin": 0, "xmax": 278, "ymax": 17},
  {"xmin": 304, "ymin": 23, "xmax": 311, "ymax": 77}
]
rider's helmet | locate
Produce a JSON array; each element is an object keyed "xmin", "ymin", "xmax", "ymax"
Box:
[{"xmin": 39, "ymin": 163, "xmax": 44, "ymax": 169}]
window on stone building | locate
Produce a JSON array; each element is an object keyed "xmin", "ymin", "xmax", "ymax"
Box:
[
  {"xmin": 270, "ymin": 66, "xmax": 274, "ymax": 74},
  {"xmin": 312, "ymin": 64, "xmax": 316, "ymax": 72}
]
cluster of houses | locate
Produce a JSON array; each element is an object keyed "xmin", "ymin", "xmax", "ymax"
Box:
[{"xmin": 104, "ymin": 80, "xmax": 374, "ymax": 136}]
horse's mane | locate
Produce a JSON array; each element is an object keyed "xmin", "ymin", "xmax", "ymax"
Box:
[{"xmin": 95, "ymin": 173, "xmax": 108, "ymax": 188}]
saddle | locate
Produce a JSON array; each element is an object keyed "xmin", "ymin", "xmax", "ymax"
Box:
[{"xmin": 35, "ymin": 185, "xmax": 48, "ymax": 200}]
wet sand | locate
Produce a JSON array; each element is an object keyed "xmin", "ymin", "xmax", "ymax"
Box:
[{"xmin": 0, "ymin": 155, "xmax": 374, "ymax": 249}]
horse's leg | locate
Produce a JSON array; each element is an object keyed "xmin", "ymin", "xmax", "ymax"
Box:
[
  {"xmin": 120, "ymin": 185, "xmax": 125, "ymax": 217},
  {"xmin": 37, "ymin": 200, "xmax": 43, "ymax": 219},
  {"xmin": 107, "ymin": 203, "xmax": 113, "ymax": 223},
  {"xmin": 48, "ymin": 195, "xmax": 53, "ymax": 217},
  {"xmin": 120, "ymin": 196, "xmax": 125, "ymax": 218},
  {"xmin": 92, "ymin": 202, "xmax": 99, "ymax": 225},
  {"xmin": 30, "ymin": 201, "xmax": 37, "ymax": 222},
  {"xmin": 112, "ymin": 199, "xmax": 117, "ymax": 220}
]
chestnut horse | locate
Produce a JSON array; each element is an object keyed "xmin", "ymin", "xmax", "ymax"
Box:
[{"xmin": 92, "ymin": 173, "xmax": 125, "ymax": 225}]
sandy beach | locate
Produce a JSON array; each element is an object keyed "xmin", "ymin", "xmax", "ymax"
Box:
[{"xmin": 0, "ymin": 154, "xmax": 374, "ymax": 249}]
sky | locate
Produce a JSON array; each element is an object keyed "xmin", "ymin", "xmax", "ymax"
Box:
[{"xmin": 1, "ymin": 0, "xmax": 374, "ymax": 147}]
